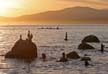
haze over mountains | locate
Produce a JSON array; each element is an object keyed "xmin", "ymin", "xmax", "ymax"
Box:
[{"xmin": 1, "ymin": 6, "xmax": 108, "ymax": 24}]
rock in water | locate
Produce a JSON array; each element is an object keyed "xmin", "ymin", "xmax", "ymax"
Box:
[
  {"xmin": 82, "ymin": 35, "xmax": 100, "ymax": 43},
  {"xmin": 5, "ymin": 31, "xmax": 37, "ymax": 60},
  {"xmin": 58, "ymin": 52, "xmax": 68, "ymax": 62},
  {"xmin": 66, "ymin": 51, "xmax": 80, "ymax": 59},
  {"xmin": 78, "ymin": 43, "xmax": 95, "ymax": 50}
]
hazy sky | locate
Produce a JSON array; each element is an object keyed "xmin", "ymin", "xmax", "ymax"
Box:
[{"xmin": 0, "ymin": 0, "xmax": 108, "ymax": 17}]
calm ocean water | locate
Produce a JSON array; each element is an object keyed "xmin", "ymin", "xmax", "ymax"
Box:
[{"xmin": 0, "ymin": 25, "xmax": 108, "ymax": 74}]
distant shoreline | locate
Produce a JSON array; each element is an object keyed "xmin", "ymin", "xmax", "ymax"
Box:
[{"xmin": 0, "ymin": 23, "xmax": 108, "ymax": 27}]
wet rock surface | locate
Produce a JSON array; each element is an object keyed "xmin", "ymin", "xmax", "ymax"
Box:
[{"xmin": 5, "ymin": 31, "xmax": 37, "ymax": 60}]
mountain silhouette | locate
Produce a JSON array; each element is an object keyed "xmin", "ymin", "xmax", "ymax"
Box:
[{"xmin": 1, "ymin": 6, "xmax": 108, "ymax": 24}]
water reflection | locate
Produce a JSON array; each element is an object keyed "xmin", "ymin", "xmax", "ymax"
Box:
[{"xmin": 0, "ymin": 25, "xmax": 108, "ymax": 74}]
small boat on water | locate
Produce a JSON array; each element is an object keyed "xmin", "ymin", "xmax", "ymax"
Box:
[{"xmin": 38, "ymin": 26, "xmax": 60, "ymax": 30}]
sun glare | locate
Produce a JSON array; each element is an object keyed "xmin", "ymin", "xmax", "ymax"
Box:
[
  {"xmin": 0, "ymin": 1, "xmax": 15, "ymax": 8},
  {"xmin": 0, "ymin": 9, "xmax": 9, "ymax": 16},
  {"xmin": 0, "ymin": 0, "xmax": 20, "ymax": 17}
]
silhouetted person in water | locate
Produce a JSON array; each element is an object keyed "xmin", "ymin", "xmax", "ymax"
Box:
[
  {"xmin": 42, "ymin": 53, "xmax": 46, "ymax": 62},
  {"xmin": 85, "ymin": 59, "xmax": 89, "ymax": 67},
  {"xmin": 82, "ymin": 54, "xmax": 91, "ymax": 67},
  {"xmin": 59, "ymin": 52, "xmax": 68, "ymax": 62},
  {"xmin": 101, "ymin": 43, "xmax": 104, "ymax": 53},
  {"xmin": 84, "ymin": 54, "xmax": 90, "ymax": 67},
  {"xmin": 64, "ymin": 32, "xmax": 68, "ymax": 41}
]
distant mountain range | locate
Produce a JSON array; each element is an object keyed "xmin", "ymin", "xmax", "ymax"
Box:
[{"xmin": 1, "ymin": 6, "xmax": 108, "ymax": 24}]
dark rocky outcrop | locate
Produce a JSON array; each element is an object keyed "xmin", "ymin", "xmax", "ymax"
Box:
[
  {"xmin": 5, "ymin": 31, "xmax": 37, "ymax": 60},
  {"xmin": 78, "ymin": 43, "xmax": 95, "ymax": 50},
  {"xmin": 82, "ymin": 35, "xmax": 100, "ymax": 43},
  {"xmin": 66, "ymin": 51, "xmax": 80, "ymax": 59}
]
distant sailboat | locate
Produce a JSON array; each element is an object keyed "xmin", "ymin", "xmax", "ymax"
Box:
[{"xmin": 64, "ymin": 32, "xmax": 68, "ymax": 41}]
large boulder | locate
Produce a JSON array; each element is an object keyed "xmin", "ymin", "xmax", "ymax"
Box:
[
  {"xmin": 82, "ymin": 35, "xmax": 100, "ymax": 43},
  {"xmin": 5, "ymin": 31, "xmax": 38, "ymax": 60},
  {"xmin": 5, "ymin": 39, "xmax": 37, "ymax": 60},
  {"xmin": 78, "ymin": 43, "xmax": 95, "ymax": 50},
  {"xmin": 66, "ymin": 51, "xmax": 80, "ymax": 59}
]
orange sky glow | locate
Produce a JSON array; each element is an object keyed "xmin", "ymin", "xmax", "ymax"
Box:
[{"xmin": 0, "ymin": 0, "xmax": 108, "ymax": 17}]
